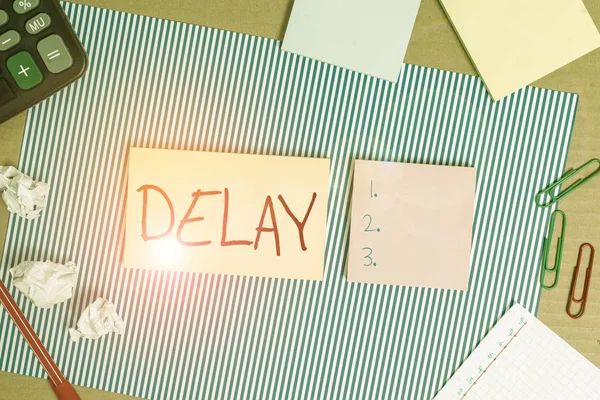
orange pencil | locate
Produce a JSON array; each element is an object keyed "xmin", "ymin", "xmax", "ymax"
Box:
[{"xmin": 0, "ymin": 279, "xmax": 80, "ymax": 399}]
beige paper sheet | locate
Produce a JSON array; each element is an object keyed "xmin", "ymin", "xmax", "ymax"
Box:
[
  {"xmin": 124, "ymin": 148, "xmax": 329, "ymax": 280},
  {"xmin": 439, "ymin": 0, "xmax": 600, "ymax": 101},
  {"xmin": 347, "ymin": 160, "xmax": 476, "ymax": 289}
]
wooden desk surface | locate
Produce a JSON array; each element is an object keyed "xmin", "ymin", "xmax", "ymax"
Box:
[{"xmin": 1, "ymin": 0, "xmax": 598, "ymax": 398}]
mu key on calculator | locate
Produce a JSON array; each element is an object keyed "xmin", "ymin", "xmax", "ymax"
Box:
[{"xmin": 0, "ymin": 0, "xmax": 87, "ymax": 124}]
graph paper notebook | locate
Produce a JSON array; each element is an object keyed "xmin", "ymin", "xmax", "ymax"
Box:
[{"xmin": 434, "ymin": 304, "xmax": 600, "ymax": 400}]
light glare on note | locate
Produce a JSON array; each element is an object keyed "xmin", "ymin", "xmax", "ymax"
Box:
[{"xmin": 154, "ymin": 238, "xmax": 181, "ymax": 267}]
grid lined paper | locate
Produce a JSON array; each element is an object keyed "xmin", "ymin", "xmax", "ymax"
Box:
[{"xmin": 434, "ymin": 304, "xmax": 600, "ymax": 400}]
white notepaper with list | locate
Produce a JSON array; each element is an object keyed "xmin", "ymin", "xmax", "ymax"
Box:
[{"xmin": 347, "ymin": 160, "xmax": 476, "ymax": 290}]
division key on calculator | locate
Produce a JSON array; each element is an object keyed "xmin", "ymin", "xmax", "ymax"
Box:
[{"xmin": 0, "ymin": 0, "xmax": 87, "ymax": 124}]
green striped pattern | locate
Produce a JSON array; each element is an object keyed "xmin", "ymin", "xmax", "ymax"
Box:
[{"xmin": 0, "ymin": 3, "xmax": 578, "ymax": 399}]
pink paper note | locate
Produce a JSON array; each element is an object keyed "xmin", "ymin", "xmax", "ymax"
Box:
[{"xmin": 347, "ymin": 160, "xmax": 476, "ymax": 290}]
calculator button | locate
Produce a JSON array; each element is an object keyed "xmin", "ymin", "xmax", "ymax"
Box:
[
  {"xmin": 0, "ymin": 10, "xmax": 8, "ymax": 27},
  {"xmin": 38, "ymin": 35, "xmax": 73, "ymax": 74},
  {"xmin": 26, "ymin": 13, "xmax": 51, "ymax": 35},
  {"xmin": 13, "ymin": 0, "xmax": 39, "ymax": 14},
  {"xmin": 7, "ymin": 51, "xmax": 43, "ymax": 90},
  {"xmin": 0, "ymin": 30, "xmax": 21, "ymax": 51},
  {"xmin": 0, "ymin": 79, "xmax": 15, "ymax": 106}
]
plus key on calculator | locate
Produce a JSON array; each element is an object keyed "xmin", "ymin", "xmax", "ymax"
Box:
[{"xmin": 0, "ymin": 0, "xmax": 87, "ymax": 124}]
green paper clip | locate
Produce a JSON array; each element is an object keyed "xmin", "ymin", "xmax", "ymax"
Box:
[
  {"xmin": 539, "ymin": 209, "xmax": 566, "ymax": 290},
  {"xmin": 535, "ymin": 159, "xmax": 600, "ymax": 208}
]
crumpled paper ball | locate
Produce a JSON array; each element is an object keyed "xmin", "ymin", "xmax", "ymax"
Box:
[
  {"xmin": 9, "ymin": 260, "xmax": 79, "ymax": 308},
  {"xmin": 0, "ymin": 166, "xmax": 50, "ymax": 220},
  {"xmin": 69, "ymin": 298, "xmax": 125, "ymax": 342}
]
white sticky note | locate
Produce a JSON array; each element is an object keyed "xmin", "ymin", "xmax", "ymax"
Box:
[
  {"xmin": 124, "ymin": 148, "xmax": 329, "ymax": 280},
  {"xmin": 347, "ymin": 160, "xmax": 476, "ymax": 290},
  {"xmin": 440, "ymin": 0, "xmax": 600, "ymax": 101},
  {"xmin": 281, "ymin": 0, "xmax": 422, "ymax": 82}
]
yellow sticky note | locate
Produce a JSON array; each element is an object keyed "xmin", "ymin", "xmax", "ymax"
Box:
[
  {"xmin": 440, "ymin": 0, "xmax": 600, "ymax": 101},
  {"xmin": 347, "ymin": 160, "xmax": 476, "ymax": 290},
  {"xmin": 124, "ymin": 148, "xmax": 329, "ymax": 280}
]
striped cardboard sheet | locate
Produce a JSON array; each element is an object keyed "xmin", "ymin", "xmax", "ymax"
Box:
[{"xmin": 0, "ymin": 3, "xmax": 578, "ymax": 399}]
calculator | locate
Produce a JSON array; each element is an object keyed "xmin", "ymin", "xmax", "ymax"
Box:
[{"xmin": 0, "ymin": 0, "xmax": 87, "ymax": 124}]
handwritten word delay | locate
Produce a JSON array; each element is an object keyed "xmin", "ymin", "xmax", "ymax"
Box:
[
  {"xmin": 124, "ymin": 148, "xmax": 329, "ymax": 280},
  {"xmin": 138, "ymin": 185, "xmax": 317, "ymax": 256}
]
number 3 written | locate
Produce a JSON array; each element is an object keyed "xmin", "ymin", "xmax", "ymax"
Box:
[{"xmin": 362, "ymin": 247, "xmax": 376, "ymax": 267}]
